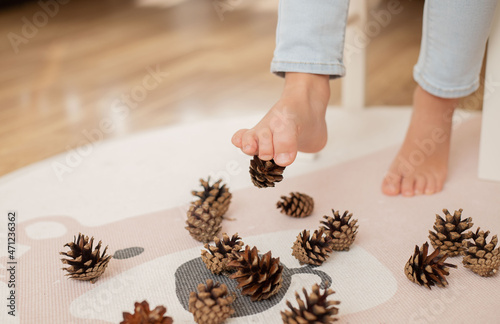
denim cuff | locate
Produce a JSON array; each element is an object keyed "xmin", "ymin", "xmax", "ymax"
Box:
[
  {"xmin": 413, "ymin": 67, "xmax": 480, "ymax": 99},
  {"xmin": 271, "ymin": 61, "xmax": 345, "ymax": 79}
]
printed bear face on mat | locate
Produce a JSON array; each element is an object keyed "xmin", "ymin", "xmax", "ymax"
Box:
[
  {"xmin": 0, "ymin": 212, "xmax": 397, "ymax": 324},
  {"xmin": 174, "ymin": 256, "xmax": 332, "ymax": 318}
]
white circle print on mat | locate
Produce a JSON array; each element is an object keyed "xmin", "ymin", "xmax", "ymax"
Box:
[{"xmin": 25, "ymin": 221, "xmax": 67, "ymax": 240}]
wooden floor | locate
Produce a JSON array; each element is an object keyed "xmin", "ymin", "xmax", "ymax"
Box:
[{"xmin": 0, "ymin": 0, "xmax": 484, "ymax": 176}]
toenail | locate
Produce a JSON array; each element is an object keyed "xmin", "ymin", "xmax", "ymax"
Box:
[
  {"xmin": 386, "ymin": 184, "xmax": 397, "ymax": 193},
  {"xmin": 275, "ymin": 153, "xmax": 291, "ymax": 164},
  {"xmin": 243, "ymin": 145, "xmax": 252, "ymax": 151},
  {"xmin": 425, "ymin": 189, "xmax": 435, "ymax": 195}
]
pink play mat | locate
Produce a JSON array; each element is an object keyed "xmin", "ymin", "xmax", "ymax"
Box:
[{"xmin": 2, "ymin": 116, "xmax": 499, "ymax": 323}]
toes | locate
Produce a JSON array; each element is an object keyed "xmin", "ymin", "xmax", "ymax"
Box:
[
  {"xmin": 272, "ymin": 129, "xmax": 298, "ymax": 166},
  {"xmin": 231, "ymin": 129, "xmax": 247, "ymax": 148},
  {"xmin": 401, "ymin": 176, "xmax": 416, "ymax": 197},
  {"xmin": 241, "ymin": 131, "xmax": 258, "ymax": 156},
  {"xmin": 425, "ymin": 173, "xmax": 446, "ymax": 195},
  {"xmin": 381, "ymin": 172, "xmax": 402, "ymax": 196},
  {"xmin": 414, "ymin": 175, "xmax": 426, "ymax": 195},
  {"xmin": 257, "ymin": 129, "xmax": 274, "ymax": 161},
  {"xmin": 425, "ymin": 175, "xmax": 437, "ymax": 195},
  {"xmin": 434, "ymin": 173, "xmax": 446, "ymax": 193}
]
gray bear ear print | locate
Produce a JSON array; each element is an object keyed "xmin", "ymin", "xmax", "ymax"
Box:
[
  {"xmin": 175, "ymin": 256, "xmax": 332, "ymax": 318},
  {"xmin": 113, "ymin": 247, "xmax": 145, "ymax": 260}
]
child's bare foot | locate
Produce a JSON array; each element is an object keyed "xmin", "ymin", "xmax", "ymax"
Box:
[
  {"xmin": 382, "ymin": 86, "xmax": 458, "ymax": 197},
  {"xmin": 232, "ymin": 72, "xmax": 330, "ymax": 166}
]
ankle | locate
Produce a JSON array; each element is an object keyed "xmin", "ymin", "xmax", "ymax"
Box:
[
  {"xmin": 413, "ymin": 86, "xmax": 458, "ymax": 126},
  {"xmin": 282, "ymin": 72, "xmax": 330, "ymax": 105}
]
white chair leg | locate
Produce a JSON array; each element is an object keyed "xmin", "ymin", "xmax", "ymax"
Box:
[
  {"xmin": 479, "ymin": 4, "xmax": 500, "ymax": 182},
  {"xmin": 342, "ymin": 0, "xmax": 367, "ymax": 111}
]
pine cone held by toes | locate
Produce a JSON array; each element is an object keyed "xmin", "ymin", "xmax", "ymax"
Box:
[
  {"xmin": 277, "ymin": 192, "xmax": 314, "ymax": 218},
  {"xmin": 404, "ymin": 242, "xmax": 457, "ymax": 289},
  {"xmin": 320, "ymin": 209, "xmax": 358, "ymax": 251},
  {"xmin": 428, "ymin": 208, "xmax": 473, "ymax": 257},
  {"xmin": 60, "ymin": 233, "xmax": 112, "ymax": 283},
  {"xmin": 228, "ymin": 245, "xmax": 284, "ymax": 301},
  {"xmin": 201, "ymin": 233, "xmax": 244, "ymax": 274},
  {"xmin": 186, "ymin": 202, "xmax": 222, "ymax": 243},
  {"xmin": 192, "ymin": 177, "xmax": 232, "ymax": 217},
  {"xmin": 189, "ymin": 279, "xmax": 235, "ymax": 324},
  {"xmin": 249, "ymin": 155, "xmax": 286, "ymax": 188},
  {"xmin": 292, "ymin": 229, "xmax": 333, "ymax": 266},
  {"xmin": 121, "ymin": 300, "xmax": 173, "ymax": 324},
  {"xmin": 463, "ymin": 228, "xmax": 500, "ymax": 277},
  {"xmin": 281, "ymin": 283, "xmax": 340, "ymax": 324}
]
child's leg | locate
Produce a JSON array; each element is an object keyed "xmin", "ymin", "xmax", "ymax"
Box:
[
  {"xmin": 232, "ymin": 0, "xmax": 350, "ymax": 166},
  {"xmin": 382, "ymin": 0, "xmax": 498, "ymax": 197}
]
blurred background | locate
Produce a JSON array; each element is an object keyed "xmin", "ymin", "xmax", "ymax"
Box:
[{"xmin": 0, "ymin": 0, "xmax": 485, "ymax": 177}]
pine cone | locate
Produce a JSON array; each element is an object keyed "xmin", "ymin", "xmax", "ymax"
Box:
[
  {"xmin": 249, "ymin": 155, "xmax": 285, "ymax": 188},
  {"xmin": 320, "ymin": 210, "xmax": 358, "ymax": 251},
  {"xmin": 404, "ymin": 242, "xmax": 457, "ymax": 289},
  {"xmin": 462, "ymin": 228, "xmax": 500, "ymax": 277},
  {"xmin": 201, "ymin": 233, "xmax": 244, "ymax": 274},
  {"xmin": 281, "ymin": 283, "xmax": 340, "ymax": 324},
  {"xmin": 228, "ymin": 245, "xmax": 283, "ymax": 301},
  {"xmin": 192, "ymin": 178, "xmax": 232, "ymax": 217},
  {"xmin": 428, "ymin": 208, "xmax": 473, "ymax": 256},
  {"xmin": 188, "ymin": 279, "xmax": 235, "ymax": 324},
  {"xmin": 60, "ymin": 233, "xmax": 111, "ymax": 283},
  {"xmin": 121, "ymin": 300, "xmax": 173, "ymax": 324},
  {"xmin": 276, "ymin": 192, "xmax": 314, "ymax": 218},
  {"xmin": 292, "ymin": 229, "xmax": 333, "ymax": 266},
  {"xmin": 186, "ymin": 202, "xmax": 222, "ymax": 243}
]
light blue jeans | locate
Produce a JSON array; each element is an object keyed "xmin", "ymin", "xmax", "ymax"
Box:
[{"xmin": 271, "ymin": 0, "xmax": 498, "ymax": 98}]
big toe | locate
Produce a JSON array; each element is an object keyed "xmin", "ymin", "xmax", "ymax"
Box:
[
  {"xmin": 272, "ymin": 130, "xmax": 297, "ymax": 166},
  {"xmin": 382, "ymin": 173, "xmax": 402, "ymax": 196}
]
